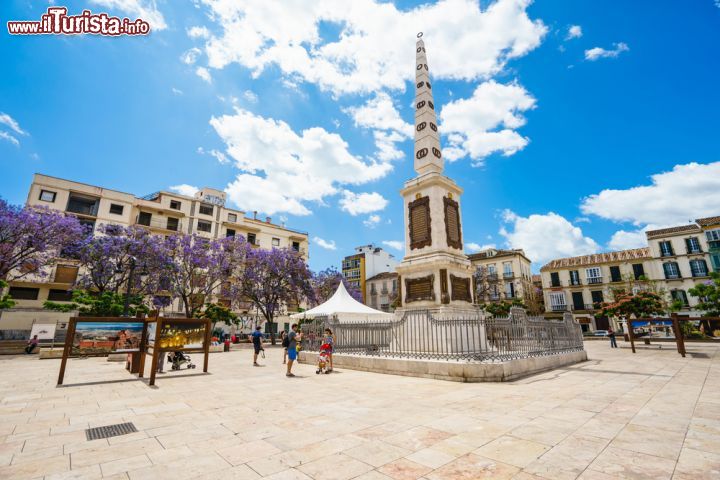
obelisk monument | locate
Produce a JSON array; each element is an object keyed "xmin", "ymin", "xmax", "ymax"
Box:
[{"xmin": 396, "ymin": 33, "xmax": 475, "ymax": 309}]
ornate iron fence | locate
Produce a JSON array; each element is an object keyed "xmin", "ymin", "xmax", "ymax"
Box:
[{"xmin": 299, "ymin": 307, "xmax": 584, "ymax": 362}]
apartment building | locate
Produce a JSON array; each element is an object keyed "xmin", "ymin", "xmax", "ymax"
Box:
[
  {"xmin": 366, "ymin": 272, "xmax": 398, "ymax": 312},
  {"xmin": 341, "ymin": 245, "xmax": 398, "ymax": 303},
  {"xmin": 3, "ymin": 173, "xmax": 310, "ymax": 330},
  {"xmin": 539, "ymin": 248, "xmax": 652, "ymax": 331},
  {"xmin": 645, "ymin": 219, "xmax": 715, "ymax": 315},
  {"xmin": 468, "ymin": 248, "xmax": 534, "ymax": 306}
]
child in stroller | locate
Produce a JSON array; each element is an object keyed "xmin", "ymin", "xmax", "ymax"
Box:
[
  {"xmin": 316, "ymin": 343, "xmax": 332, "ymax": 374},
  {"xmin": 168, "ymin": 351, "xmax": 196, "ymax": 370}
]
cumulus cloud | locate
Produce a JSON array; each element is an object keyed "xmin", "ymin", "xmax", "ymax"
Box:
[
  {"xmin": 382, "ymin": 240, "xmax": 404, "ymax": 251},
  {"xmin": 187, "ymin": 26, "xmax": 211, "ymax": 39},
  {"xmin": 440, "ymin": 80, "xmax": 536, "ymax": 164},
  {"xmin": 195, "ymin": 67, "xmax": 212, "ymax": 83},
  {"xmin": 211, "ymin": 108, "xmax": 392, "ymax": 216},
  {"xmin": 90, "ymin": 0, "xmax": 167, "ymax": 30},
  {"xmin": 345, "ymin": 93, "xmax": 412, "ymax": 162},
  {"xmin": 466, "ymin": 242, "xmax": 496, "ymax": 253},
  {"xmin": 585, "ymin": 42, "xmax": 629, "ymax": 61},
  {"xmin": 181, "ymin": 48, "xmax": 202, "ymax": 65},
  {"xmin": 339, "ymin": 191, "xmax": 389, "ymax": 216},
  {"xmin": 242, "ymin": 90, "xmax": 259, "ymax": 103},
  {"xmin": 191, "ymin": 0, "xmax": 546, "ymax": 96},
  {"xmin": 363, "ymin": 214, "xmax": 382, "ymax": 228},
  {"xmin": 580, "ymin": 162, "xmax": 720, "ymax": 226},
  {"xmin": 566, "ymin": 25, "xmax": 582, "ymax": 40},
  {"xmin": 500, "ymin": 210, "xmax": 599, "ymax": 265},
  {"xmin": 208, "ymin": 149, "xmax": 229, "ymax": 164},
  {"xmin": 313, "ymin": 236, "xmax": 337, "ymax": 250},
  {"xmin": 607, "ymin": 228, "xmax": 648, "ymax": 251},
  {"xmin": 169, "ymin": 184, "xmax": 199, "ymax": 196}
]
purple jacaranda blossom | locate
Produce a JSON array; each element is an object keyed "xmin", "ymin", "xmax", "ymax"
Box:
[
  {"xmin": 311, "ymin": 267, "xmax": 362, "ymax": 305},
  {"xmin": 0, "ymin": 199, "xmax": 87, "ymax": 282}
]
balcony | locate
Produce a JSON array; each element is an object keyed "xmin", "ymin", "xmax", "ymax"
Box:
[
  {"xmin": 587, "ymin": 277, "xmax": 603, "ymax": 285},
  {"xmin": 660, "ymin": 251, "xmax": 675, "ymax": 258},
  {"xmin": 502, "ymin": 272, "xmax": 514, "ymax": 279},
  {"xmin": 135, "ymin": 214, "xmax": 183, "ymax": 232},
  {"xmin": 550, "ymin": 281, "xmax": 561, "ymax": 288},
  {"xmin": 66, "ymin": 195, "xmax": 99, "ymax": 217},
  {"xmin": 486, "ymin": 273, "xmax": 498, "ymax": 282},
  {"xmin": 687, "ymin": 248, "xmax": 703, "ymax": 255},
  {"xmin": 665, "ymin": 273, "xmax": 682, "ymax": 280},
  {"xmin": 550, "ymin": 305, "xmax": 568, "ymax": 312},
  {"xmin": 568, "ymin": 279, "xmax": 582, "ymax": 287},
  {"xmin": 691, "ymin": 271, "xmax": 709, "ymax": 278},
  {"xmin": 573, "ymin": 303, "xmax": 597, "ymax": 312}
]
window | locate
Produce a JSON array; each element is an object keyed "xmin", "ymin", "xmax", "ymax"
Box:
[
  {"xmin": 228, "ymin": 213, "xmax": 237, "ymax": 223},
  {"xmin": 109, "ymin": 203, "xmax": 124, "ymax": 215},
  {"xmin": 690, "ymin": 259, "xmax": 709, "ymax": 277},
  {"xmin": 489, "ymin": 284, "xmax": 500, "ymax": 300},
  {"xmin": 198, "ymin": 204, "xmax": 214, "ymax": 216},
  {"xmin": 48, "ymin": 289, "xmax": 73, "ymax": 302},
  {"xmin": 549, "ymin": 292, "xmax": 566, "ymax": 311},
  {"xmin": 8, "ymin": 287, "xmax": 39, "ymax": 300},
  {"xmin": 39, "ymin": 190, "xmax": 56, "ymax": 202},
  {"xmin": 663, "ymin": 262, "xmax": 681, "ymax": 279},
  {"xmin": 571, "ymin": 292, "xmax": 585, "ymax": 311},
  {"xmin": 569, "ymin": 270, "xmax": 581, "ymax": 286},
  {"xmin": 632, "ymin": 263, "xmax": 645, "ymax": 280},
  {"xmin": 586, "ymin": 267, "xmax": 602, "ymax": 284},
  {"xmin": 706, "ymin": 229, "xmax": 720, "ymax": 242},
  {"xmin": 392, "ymin": 279, "xmax": 397, "ymax": 291},
  {"xmin": 659, "ymin": 241, "xmax": 674, "ymax": 257},
  {"xmin": 54, "ymin": 265, "xmax": 78, "ymax": 283},
  {"xmin": 166, "ymin": 217, "xmax": 179, "ymax": 231},
  {"xmin": 197, "ymin": 220, "xmax": 212, "ymax": 233},
  {"xmin": 502, "ymin": 262, "xmax": 513, "ymax": 277},
  {"xmin": 170, "ymin": 200, "xmax": 181, "ymax": 210},
  {"xmin": 712, "ymin": 254, "xmax": 720, "ymax": 272},
  {"xmin": 226, "ymin": 229, "xmax": 235, "ymax": 238},
  {"xmin": 686, "ymin": 237, "xmax": 702, "ymax": 254},
  {"xmin": 292, "ymin": 241, "xmax": 300, "ymax": 251},
  {"xmin": 550, "ymin": 272, "xmax": 561, "ymax": 287},
  {"xmin": 671, "ymin": 289, "xmax": 689, "ymax": 306},
  {"xmin": 247, "ymin": 233, "xmax": 256, "ymax": 245},
  {"xmin": 137, "ymin": 212, "xmax": 152, "ymax": 226},
  {"xmin": 505, "ymin": 282, "xmax": 515, "ymax": 298},
  {"xmin": 591, "ymin": 290, "xmax": 604, "ymax": 306},
  {"xmin": 272, "ymin": 238, "xmax": 280, "ymax": 247},
  {"xmin": 66, "ymin": 194, "xmax": 99, "ymax": 216},
  {"xmin": 610, "ymin": 266, "xmax": 622, "ymax": 282},
  {"xmin": 487, "ymin": 264, "xmax": 497, "ymax": 274}
]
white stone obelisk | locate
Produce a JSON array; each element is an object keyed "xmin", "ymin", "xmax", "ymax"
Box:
[{"xmin": 396, "ymin": 33, "xmax": 474, "ymax": 310}]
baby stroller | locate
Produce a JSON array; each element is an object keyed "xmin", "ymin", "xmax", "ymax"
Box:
[
  {"xmin": 168, "ymin": 351, "xmax": 196, "ymax": 370},
  {"xmin": 316, "ymin": 343, "xmax": 331, "ymax": 375}
]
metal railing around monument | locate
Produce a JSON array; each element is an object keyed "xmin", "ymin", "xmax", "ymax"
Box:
[{"xmin": 299, "ymin": 307, "xmax": 584, "ymax": 363}]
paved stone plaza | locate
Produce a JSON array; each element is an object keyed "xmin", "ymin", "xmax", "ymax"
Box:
[{"xmin": 0, "ymin": 341, "xmax": 718, "ymax": 480}]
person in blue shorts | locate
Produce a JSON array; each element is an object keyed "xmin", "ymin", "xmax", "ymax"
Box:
[
  {"xmin": 251, "ymin": 326, "xmax": 264, "ymax": 366},
  {"xmin": 286, "ymin": 323, "xmax": 302, "ymax": 377}
]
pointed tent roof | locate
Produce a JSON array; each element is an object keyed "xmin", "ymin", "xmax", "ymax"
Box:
[{"xmin": 290, "ymin": 281, "xmax": 393, "ymax": 320}]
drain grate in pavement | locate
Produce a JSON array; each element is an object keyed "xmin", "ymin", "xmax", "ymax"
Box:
[{"xmin": 85, "ymin": 422, "xmax": 137, "ymax": 441}]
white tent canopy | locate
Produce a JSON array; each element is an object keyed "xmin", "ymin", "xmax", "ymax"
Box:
[{"xmin": 290, "ymin": 281, "xmax": 394, "ymax": 321}]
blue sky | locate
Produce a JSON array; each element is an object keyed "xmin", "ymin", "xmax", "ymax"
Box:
[{"xmin": 2, "ymin": 0, "xmax": 720, "ymax": 273}]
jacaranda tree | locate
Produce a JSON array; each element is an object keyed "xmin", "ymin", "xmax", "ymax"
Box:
[
  {"xmin": 232, "ymin": 247, "xmax": 314, "ymax": 334},
  {"xmin": 311, "ymin": 267, "xmax": 362, "ymax": 305},
  {"xmin": 0, "ymin": 199, "xmax": 86, "ymax": 282}
]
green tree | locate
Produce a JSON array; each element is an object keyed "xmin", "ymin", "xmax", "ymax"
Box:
[
  {"xmin": 44, "ymin": 289, "xmax": 148, "ymax": 317},
  {"xmin": 688, "ymin": 272, "xmax": 720, "ymax": 316},
  {"xmin": 0, "ymin": 280, "xmax": 16, "ymax": 309},
  {"xmin": 201, "ymin": 302, "xmax": 239, "ymax": 331}
]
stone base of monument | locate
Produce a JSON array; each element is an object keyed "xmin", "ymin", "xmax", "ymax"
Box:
[{"xmin": 298, "ymin": 350, "xmax": 587, "ymax": 382}]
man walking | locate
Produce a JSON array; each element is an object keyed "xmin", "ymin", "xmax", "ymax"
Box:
[
  {"xmin": 286, "ymin": 324, "xmax": 301, "ymax": 377},
  {"xmin": 608, "ymin": 327, "xmax": 618, "ymax": 348},
  {"xmin": 251, "ymin": 326, "xmax": 264, "ymax": 366}
]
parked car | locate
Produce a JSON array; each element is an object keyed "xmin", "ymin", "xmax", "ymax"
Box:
[{"xmin": 593, "ymin": 330, "xmax": 609, "ymax": 337}]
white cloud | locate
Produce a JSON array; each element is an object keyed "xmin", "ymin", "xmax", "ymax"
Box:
[
  {"xmin": 440, "ymin": 80, "xmax": 536, "ymax": 164},
  {"xmin": 208, "ymin": 149, "xmax": 229, "ymax": 164},
  {"xmin": 466, "ymin": 242, "xmax": 496, "ymax": 253},
  {"xmin": 339, "ymin": 190, "xmax": 388, "ymax": 216},
  {"xmin": 171, "ymin": 87, "xmax": 183, "ymax": 95},
  {"xmin": 363, "ymin": 214, "xmax": 382, "ymax": 228},
  {"xmin": 196, "ymin": 66, "xmax": 212, "ymax": 83},
  {"xmin": 181, "ymin": 47, "xmax": 202, "ymax": 65},
  {"xmin": 0, "ymin": 112, "xmax": 28, "ymax": 136},
  {"xmin": 193, "ymin": 0, "xmax": 546, "ymax": 96},
  {"xmin": 580, "ymin": 162, "xmax": 720, "ymax": 226},
  {"xmin": 0, "ymin": 131, "xmax": 20, "ymax": 146},
  {"xmin": 211, "ymin": 108, "xmax": 392, "ymax": 216},
  {"xmin": 187, "ymin": 26, "xmax": 211, "ymax": 39},
  {"xmin": 90, "ymin": 0, "xmax": 167, "ymax": 30},
  {"xmin": 242, "ymin": 90, "xmax": 259, "ymax": 103},
  {"xmin": 313, "ymin": 236, "xmax": 337, "ymax": 250},
  {"xmin": 607, "ymin": 228, "xmax": 648, "ymax": 251},
  {"xmin": 566, "ymin": 25, "xmax": 582, "ymax": 40},
  {"xmin": 169, "ymin": 184, "xmax": 199, "ymax": 196},
  {"xmin": 345, "ymin": 93, "xmax": 412, "ymax": 162},
  {"xmin": 585, "ymin": 42, "xmax": 629, "ymax": 61},
  {"xmin": 500, "ymin": 210, "xmax": 599, "ymax": 265},
  {"xmin": 382, "ymin": 240, "xmax": 404, "ymax": 251}
]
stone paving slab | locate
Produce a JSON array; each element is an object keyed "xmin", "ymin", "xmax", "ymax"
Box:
[{"xmin": 0, "ymin": 341, "xmax": 718, "ymax": 479}]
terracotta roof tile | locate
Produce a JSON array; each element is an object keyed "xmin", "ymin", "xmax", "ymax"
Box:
[
  {"xmin": 366, "ymin": 271, "xmax": 398, "ymax": 282},
  {"xmin": 645, "ymin": 224, "xmax": 700, "ymax": 238},
  {"xmin": 696, "ymin": 216, "xmax": 720, "ymax": 227},
  {"xmin": 540, "ymin": 247, "xmax": 650, "ymax": 271}
]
